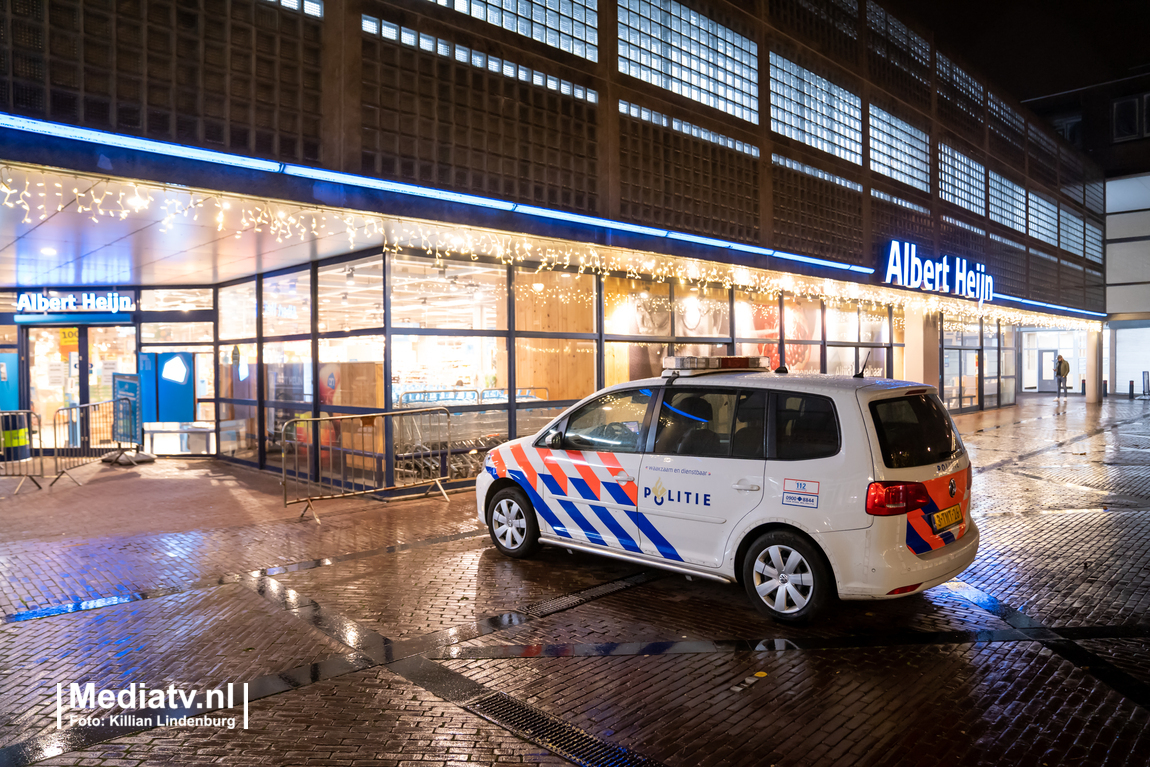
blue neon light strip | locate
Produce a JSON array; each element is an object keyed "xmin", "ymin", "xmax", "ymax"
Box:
[
  {"xmin": 0, "ymin": 113, "xmax": 282, "ymax": 172},
  {"xmin": 992, "ymin": 293, "xmax": 1107, "ymax": 318}
]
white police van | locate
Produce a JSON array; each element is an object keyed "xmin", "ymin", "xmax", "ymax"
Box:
[{"xmin": 475, "ymin": 356, "xmax": 979, "ymax": 623}]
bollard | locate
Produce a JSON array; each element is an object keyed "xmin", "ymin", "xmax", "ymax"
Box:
[
  {"xmin": 1081, "ymin": 380, "xmax": 1086, "ymax": 396},
  {"xmin": 1131, "ymin": 381, "xmax": 1136, "ymax": 400}
]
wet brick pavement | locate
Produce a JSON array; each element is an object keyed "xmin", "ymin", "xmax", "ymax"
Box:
[{"xmin": 2, "ymin": 393, "xmax": 1150, "ymax": 766}]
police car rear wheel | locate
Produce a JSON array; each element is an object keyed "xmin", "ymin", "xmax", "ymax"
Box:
[
  {"xmin": 742, "ymin": 532, "xmax": 830, "ymax": 623},
  {"xmin": 488, "ymin": 488, "xmax": 541, "ymax": 559}
]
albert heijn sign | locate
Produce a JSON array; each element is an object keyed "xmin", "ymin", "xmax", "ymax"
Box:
[
  {"xmin": 16, "ymin": 291, "xmax": 136, "ymax": 314},
  {"xmin": 882, "ymin": 240, "xmax": 993, "ymax": 306}
]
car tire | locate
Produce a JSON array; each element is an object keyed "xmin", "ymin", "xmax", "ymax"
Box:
[
  {"xmin": 741, "ymin": 530, "xmax": 833, "ymax": 624},
  {"xmin": 487, "ymin": 486, "xmax": 542, "ymax": 559}
]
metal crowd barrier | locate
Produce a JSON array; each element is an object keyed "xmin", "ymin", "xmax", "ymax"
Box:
[
  {"xmin": 281, "ymin": 407, "xmax": 451, "ymax": 522},
  {"xmin": 0, "ymin": 410, "xmax": 44, "ymax": 494},
  {"xmin": 51, "ymin": 398, "xmax": 136, "ymax": 487},
  {"xmin": 397, "ymin": 389, "xmax": 479, "ymax": 408}
]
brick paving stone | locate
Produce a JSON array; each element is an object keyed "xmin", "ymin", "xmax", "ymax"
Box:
[
  {"xmin": 31, "ymin": 666, "xmax": 568, "ymax": 767},
  {"xmin": 1078, "ymin": 638, "xmax": 1150, "ymax": 687},
  {"xmin": 0, "ymin": 583, "xmax": 346, "ymax": 749},
  {"xmin": 0, "ymin": 462, "xmax": 483, "ymax": 617},
  {"xmin": 270, "ymin": 538, "xmax": 642, "ymax": 638},
  {"xmin": 443, "ymin": 642, "xmax": 1150, "ymax": 767}
]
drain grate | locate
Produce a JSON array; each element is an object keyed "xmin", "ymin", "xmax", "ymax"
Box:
[
  {"xmin": 468, "ymin": 692, "xmax": 664, "ymax": 767},
  {"xmin": 525, "ymin": 572, "xmax": 662, "ymax": 618}
]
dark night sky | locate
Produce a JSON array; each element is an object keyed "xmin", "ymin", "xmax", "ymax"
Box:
[{"xmin": 878, "ymin": 0, "xmax": 1150, "ymax": 103}]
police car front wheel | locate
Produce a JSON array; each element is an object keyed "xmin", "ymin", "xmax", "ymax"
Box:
[
  {"xmin": 487, "ymin": 487, "xmax": 541, "ymax": 559},
  {"xmin": 742, "ymin": 531, "xmax": 831, "ymax": 623}
]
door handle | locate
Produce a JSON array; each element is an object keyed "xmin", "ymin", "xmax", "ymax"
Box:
[
  {"xmin": 731, "ymin": 480, "xmax": 761, "ymax": 492},
  {"xmin": 615, "ymin": 474, "xmax": 635, "ymax": 483}
]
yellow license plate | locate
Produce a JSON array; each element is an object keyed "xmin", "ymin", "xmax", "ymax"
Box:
[{"xmin": 931, "ymin": 504, "xmax": 962, "ymax": 533}]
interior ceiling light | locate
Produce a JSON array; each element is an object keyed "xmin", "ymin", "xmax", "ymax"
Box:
[{"xmin": 40, "ymin": 247, "xmax": 57, "ymax": 256}]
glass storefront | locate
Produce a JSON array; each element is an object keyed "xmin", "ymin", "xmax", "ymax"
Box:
[{"xmin": 1, "ymin": 225, "xmax": 1088, "ymax": 475}]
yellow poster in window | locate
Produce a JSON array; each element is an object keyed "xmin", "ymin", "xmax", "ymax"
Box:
[{"xmin": 59, "ymin": 327, "xmax": 79, "ymax": 355}]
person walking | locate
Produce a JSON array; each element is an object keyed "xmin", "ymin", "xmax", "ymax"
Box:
[{"xmin": 1055, "ymin": 354, "xmax": 1071, "ymax": 397}]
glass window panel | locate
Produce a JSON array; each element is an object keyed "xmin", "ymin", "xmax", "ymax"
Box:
[
  {"xmin": 963, "ymin": 323, "xmax": 981, "ymax": 347},
  {"xmin": 942, "ymin": 350, "xmax": 961, "ymax": 409},
  {"xmin": 390, "ymin": 256, "xmax": 508, "ymax": 330},
  {"xmin": 892, "ymin": 344, "xmax": 904, "ymax": 380},
  {"xmin": 391, "ymin": 334, "xmax": 507, "ymax": 407},
  {"xmin": 674, "ymin": 343, "xmax": 727, "ymax": 357},
  {"xmin": 318, "ymin": 256, "xmax": 385, "ymax": 333},
  {"xmin": 515, "ymin": 338, "xmax": 596, "ymax": 402},
  {"xmin": 674, "ymin": 287, "xmax": 729, "ymax": 338},
  {"xmin": 514, "ymin": 268, "xmax": 595, "ymax": 333},
  {"xmin": 859, "ymin": 306, "xmax": 889, "ymax": 344},
  {"xmin": 827, "ymin": 345, "xmax": 857, "ymax": 376},
  {"xmin": 870, "ymin": 106, "xmax": 929, "ymax": 192},
  {"xmin": 984, "ymin": 321, "xmax": 999, "ymax": 347},
  {"xmin": 0, "ymin": 326, "xmax": 17, "ymax": 344},
  {"xmin": 517, "ymin": 405, "xmax": 566, "ymax": 438},
  {"xmin": 88, "ymin": 326, "xmax": 137, "ymax": 403},
  {"xmin": 219, "ymin": 282, "xmax": 257, "ymax": 340},
  {"xmin": 603, "ymin": 277, "xmax": 671, "ymax": 337},
  {"xmin": 773, "ymin": 392, "xmax": 840, "ymax": 460},
  {"xmin": 219, "ymin": 403, "xmax": 258, "ymax": 461},
  {"xmin": 618, "ymin": 0, "xmax": 757, "ymax": 122},
  {"xmin": 892, "ymin": 307, "xmax": 905, "ymax": 344},
  {"xmin": 784, "ymin": 295, "xmax": 821, "ymax": 342},
  {"xmin": 734, "ymin": 290, "xmax": 779, "ymax": 341},
  {"xmin": 1001, "ymin": 377, "xmax": 1016, "ymax": 405},
  {"xmin": 263, "ymin": 270, "xmax": 312, "ymax": 337},
  {"xmin": 562, "ymin": 388, "xmax": 652, "ymax": 453},
  {"xmin": 427, "ymin": 0, "xmax": 598, "ymax": 61},
  {"xmin": 1002, "ymin": 325, "xmax": 1017, "ymax": 348},
  {"xmin": 219, "ymin": 343, "xmax": 258, "ymax": 401},
  {"xmin": 141, "ymin": 322, "xmax": 214, "ymax": 344},
  {"xmin": 825, "ymin": 301, "xmax": 859, "ymax": 342},
  {"xmin": 265, "ymin": 406, "xmax": 311, "ymax": 470},
  {"xmin": 989, "ymin": 171, "xmax": 1027, "ymax": 232},
  {"xmin": 318, "ymin": 336, "xmax": 386, "ymax": 408},
  {"xmin": 770, "ymin": 52, "xmax": 862, "ymax": 163},
  {"xmin": 446, "ymin": 409, "xmax": 509, "ymax": 476},
  {"xmin": 139, "ymin": 288, "xmax": 213, "ymax": 311},
  {"xmin": 783, "ymin": 342, "xmax": 820, "ymax": 372},
  {"xmin": 1001, "ymin": 348, "xmax": 1017, "ymax": 378},
  {"xmin": 605, "ymin": 341, "xmax": 668, "ymax": 386},
  {"xmin": 265, "ymin": 340, "xmax": 313, "ymax": 403},
  {"xmin": 654, "ymin": 389, "xmax": 738, "ymax": 457},
  {"xmin": 939, "ymin": 143, "xmax": 985, "ymax": 215}
]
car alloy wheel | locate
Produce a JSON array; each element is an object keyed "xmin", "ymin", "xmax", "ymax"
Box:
[{"xmin": 752, "ymin": 544, "xmax": 815, "ymax": 614}]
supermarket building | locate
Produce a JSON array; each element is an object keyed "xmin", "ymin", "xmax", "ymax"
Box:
[{"xmin": 0, "ymin": 0, "xmax": 1107, "ymax": 474}]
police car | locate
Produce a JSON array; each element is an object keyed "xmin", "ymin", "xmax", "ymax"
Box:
[{"xmin": 475, "ymin": 356, "xmax": 979, "ymax": 623}]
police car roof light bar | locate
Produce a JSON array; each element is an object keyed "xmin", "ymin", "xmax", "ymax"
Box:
[{"xmin": 662, "ymin": 356, "xmax": 771, "ymax": 374}]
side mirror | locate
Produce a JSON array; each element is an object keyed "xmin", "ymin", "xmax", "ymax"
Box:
[{"xmin": 547, "ymin": 431, "xmax": 563, "ymax": 448}]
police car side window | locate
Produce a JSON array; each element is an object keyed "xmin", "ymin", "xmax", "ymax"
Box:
[
  {"xmin": 561, "ymin": 389, "xmax": 651, "ymax": 453},
  {"xmin": 654, "ymin": 389, "xmax": 740, "ymax": 457},
  {"xmin": 772, "ymin": 392, "xmax": 840, "ymax": 461}
]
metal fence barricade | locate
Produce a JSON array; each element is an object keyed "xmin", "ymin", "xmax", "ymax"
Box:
[
  {"xmin": 0, "ymin": 410, "xmax": 44, "ymax": 494},
  {"xmin": 281, "ymin": 407, "xmax": 451, "ymax": 522},
  {"xmin": 52, "ymin": 398, "xmax": 136, "ymax": 486}
]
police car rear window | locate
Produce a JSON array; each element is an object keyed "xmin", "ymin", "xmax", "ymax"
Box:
[{"xmin": 869, "ymin": 394, "xmax": 962, "ymax": 469}]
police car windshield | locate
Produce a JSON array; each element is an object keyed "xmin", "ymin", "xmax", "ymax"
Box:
[{"xmin": 869, "ymin": 394, "xmax": 962, "ymax": 469}]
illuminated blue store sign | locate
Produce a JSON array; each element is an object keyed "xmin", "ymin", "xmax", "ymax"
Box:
[
  {"xmin": 16, "ymin": 291, "xmax": 136, "ymax": 313},
  {"xmin": 882, "ymin": 240, "xmax": 993, "ymax": 306}
]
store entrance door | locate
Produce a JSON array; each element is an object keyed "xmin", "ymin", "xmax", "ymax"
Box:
[
  {"xmin": 1037, "ymin": 349, "xmax": 1058, "ymax": 392},
  {"xmin": 27, "ymin": 325, "xmax": 137, "ymax": 448}
]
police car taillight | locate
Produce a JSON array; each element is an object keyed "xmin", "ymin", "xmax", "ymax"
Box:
[
  {"xmin": 662, "ymin": 356, "xmax": 771, "ymax": 371},
  {"xmin": 865, "ymin": 481, "xmax": 932, "ymax": 516}
]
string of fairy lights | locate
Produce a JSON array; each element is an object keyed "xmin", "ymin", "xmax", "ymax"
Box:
[{"xmin": 0, "ymin": 162, "xmax": 1098, "ymax": 332}]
